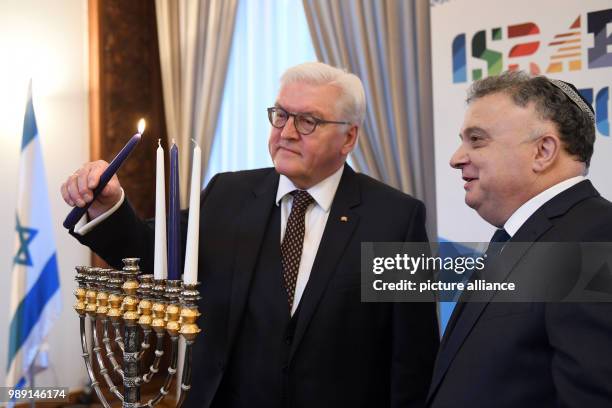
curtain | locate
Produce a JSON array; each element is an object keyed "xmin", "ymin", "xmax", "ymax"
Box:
[
  {"xmin": 155, "ymin": 0, "xmax": 239, "ymax": 206},
  {"xmin": 302, "ymin": 0, "xmax": 437, "ymax": 236},
  {"xmin": 205, "ymin": 0, "xmax": 317, "ymax": 182}
]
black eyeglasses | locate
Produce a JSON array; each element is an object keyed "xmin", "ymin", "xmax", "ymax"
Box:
[{"xmin": 267, "ymin": 106, "xmax": 350, "ymax": 135}]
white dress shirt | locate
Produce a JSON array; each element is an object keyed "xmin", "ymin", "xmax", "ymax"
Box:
[
  {"xmin": 74, "ymin": 188, "xmax": 125, "ymax": 235},
  {"xmin": 276, "ymin": 165, "xmax": 344, "ymax": 315},
  {"xmin": 503, "ymin": 176, "xmax": 586, "ymax": 237}
]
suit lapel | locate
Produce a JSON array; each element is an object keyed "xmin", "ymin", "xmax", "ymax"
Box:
[
  {"xmin": 428, "ymin": 180, "xmax": 600, "ymax": 404},
  {"xmin": 226, "ymin": 170, "xmax": 279, "ymax": 351},
  {"xmin": 427, "ymin": 237, "xmax": 543, "ymax": 402},
  {"xmin": 289, "ymin": 165, "xmax": 361, "ymax": 361}
]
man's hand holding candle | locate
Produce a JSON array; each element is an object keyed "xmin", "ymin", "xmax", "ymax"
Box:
[{"xmin": 60, "ymin": 160, "xmax": 123, "ymax": 220}]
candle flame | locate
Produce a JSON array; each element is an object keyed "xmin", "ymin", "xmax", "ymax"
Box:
[{"xmin": 137, "ymin": 118, "xmax": 146, "ymax": 134}]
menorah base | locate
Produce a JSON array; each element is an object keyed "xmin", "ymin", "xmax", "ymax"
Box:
[{"xmin": 74, "ymin": 259, "xmax": 201, "ymax": 408}]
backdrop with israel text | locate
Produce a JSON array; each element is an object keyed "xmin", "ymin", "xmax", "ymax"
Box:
[{"xmin": 431, "ymin": 0, "xmax": 612, "ymax": 242}]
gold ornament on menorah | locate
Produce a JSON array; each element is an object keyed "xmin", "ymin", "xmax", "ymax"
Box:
[{"xmin": 74, "ymin": 258, "xmax": 201, "ymax": 408}]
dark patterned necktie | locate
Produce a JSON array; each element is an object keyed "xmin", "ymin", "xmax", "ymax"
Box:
[
  {"xmin": 442, "ymin": 228, "xmax": 511, "ymax": 340},
  {"xmin": 490, "ymin": 228, "xmax": 511, "ymax": 243},
  {"xmin": 486, "ymin": 228, "xmax": 511, "ymax": 258},
  {"xmin": 281, "ymin": 190, "xmax": 314, "ymax": 311}
]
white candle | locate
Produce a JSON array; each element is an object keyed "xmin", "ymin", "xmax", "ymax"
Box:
[
  {"xmin": 154, "ymin": 139, "xmax": 168, "ymax": 280},
  {"xmin": 184, "ymin": 140, "xmax": 201, "ymax": 284}
]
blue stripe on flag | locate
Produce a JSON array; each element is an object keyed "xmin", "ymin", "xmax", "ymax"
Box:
[
  {"xmin": 21, "ymin": 94, "xmax": 38, "ymax": 151},
  {"xmin": 14, "ymin": 377, "xmax": 25, "ymax": 389},
  {"xmin": 7, "ymin": 376, "xmax": 26, "ymax": 406},
  {"xmin": 7, "ymin": 377, "xmax": 26, "ymax": 407},
  {"xmin": 7, "ymin": 253, "xmax": 60, "ymax": 371}
]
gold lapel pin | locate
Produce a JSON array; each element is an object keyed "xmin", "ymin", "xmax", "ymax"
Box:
[{"xmin": 340, "ymin": 216, "xmax": 348, "ymax": 222}]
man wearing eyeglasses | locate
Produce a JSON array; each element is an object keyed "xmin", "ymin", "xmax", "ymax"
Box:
[{"xmin": 61, "ymin": 61, "xmax": 438, "ymax": 408}]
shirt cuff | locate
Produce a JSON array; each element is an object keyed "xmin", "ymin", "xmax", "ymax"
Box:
[{"xmin": 74, "ymin": 188, "xmax": 125, "ymax": 236}]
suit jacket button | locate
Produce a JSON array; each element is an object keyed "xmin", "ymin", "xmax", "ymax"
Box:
[
  {"xmin": 285, "ymin": 336, "xmax": 293, "ymax": 345},
  {"xmin": 282, "ymin": 365, "xmax": 289, "ymax": 374}
]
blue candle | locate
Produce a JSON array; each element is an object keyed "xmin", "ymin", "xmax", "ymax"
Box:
[
  {"xmin": 167, "ymin": 140, "xmax": 181, "ymax": 280},
  {"xmin": 63, "ymin": 119, "xmax": 145, "ymax": 229}
]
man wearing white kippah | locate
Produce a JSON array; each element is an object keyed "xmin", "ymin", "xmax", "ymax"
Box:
[
  {"xmin": 428, "ymin": 71, "xmax": 612, "ymax": 407},
  {"xmin": 62, "ymin": 61, "xmax": 439, "ymax": 408}
]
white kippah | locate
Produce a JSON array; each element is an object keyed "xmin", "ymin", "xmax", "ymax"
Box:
[{"xmin": 548, "ymin": 78, "xmax": 595, "ymax": 125}]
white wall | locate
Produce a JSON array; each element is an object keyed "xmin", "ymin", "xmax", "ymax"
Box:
[{"xmin": 0, "ymin": 0, "xmax": 90, "ymax": 390}]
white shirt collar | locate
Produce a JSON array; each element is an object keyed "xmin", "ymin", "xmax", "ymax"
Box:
[
  {"xmin": 504, "ymin": 176, "xmax": 586, "ymax": 237},
  {"xmin": 275, "ymin": 165, "xmax": 345, "ymax": 213}
]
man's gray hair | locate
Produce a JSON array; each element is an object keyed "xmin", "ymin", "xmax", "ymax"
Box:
[{"xmin": 280, "ymin": 62, "xmax": 366, "ymax": 127}]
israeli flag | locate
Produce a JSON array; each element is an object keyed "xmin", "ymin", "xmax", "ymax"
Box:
[{"xmin": 6, "ymin": 82, "xmax": 61, "ymax": 393}]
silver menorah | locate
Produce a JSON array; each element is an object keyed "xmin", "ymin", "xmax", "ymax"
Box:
[{"xmin": 74, "ymin": 258, "xmax": 201, "ymax": 408}]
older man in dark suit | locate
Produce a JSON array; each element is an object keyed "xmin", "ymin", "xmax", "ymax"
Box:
[
  {"xmin": 428, "ymin": 71, "xmax": 612, "ymax": 407},
  {"xmin": 62, "ymin": 62, "xmax": 438, "ymax": 408}
]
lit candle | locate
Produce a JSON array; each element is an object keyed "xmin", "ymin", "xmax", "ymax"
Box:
[
  {"xmin": 183, "ymin": 140, "xmax": 201, "ymax": 284},
  {"xmin": 154, "ymin": 139, "xmax": 168, "ymax": 280},
  {"xmin": 63, "ymin": 119, "xmax": 145, "ymax": 229},
  {"xmin": 167, "ymin": 140, "xmax": 180, "ymax": 280}
]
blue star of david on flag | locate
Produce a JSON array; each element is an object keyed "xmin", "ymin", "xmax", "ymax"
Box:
[{"xmin": 14, "ymin": 215, "xmax": 38, "ymax": 266}]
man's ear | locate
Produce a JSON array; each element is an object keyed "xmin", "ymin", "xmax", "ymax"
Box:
[
  {"xmin": 532, "ymin": 133, "xmax": 560, "ymax": 173},
  {"xmin": 341, "ymin": 125, "xmax": 359, "ymax": 155}
]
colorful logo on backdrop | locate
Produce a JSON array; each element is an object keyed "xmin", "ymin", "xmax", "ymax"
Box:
[{"xmin": 451, "ymin": 8, "xmax": 612, "ymax": 137}]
